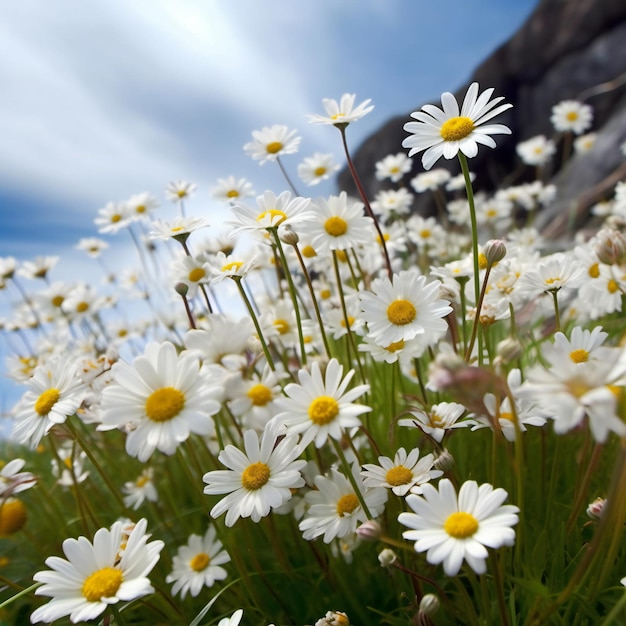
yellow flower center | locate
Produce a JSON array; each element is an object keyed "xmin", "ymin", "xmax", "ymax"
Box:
[
  {"xmin": 35, "ymin": 388, "xmax": 60, "ymax": 416},
  {"xmin": 176, "ymin": 189, "xmax": 187, "ymax": 198},
  {"xmin": 188, "ymin": 267, "xmax": 206, "ymax": 282},
  {"xmin": 376, "ymin": 233, "xmax": 390, "ymax": 244},
  {"xmin": 331, "ymin": 113, "xmax": 346, "ymax": 121},
  {"xmin": 386, "ymin": 299, "xmax": 417, "ymax": 326},
  {"xmin": 385, "ymin": 340, "xmax": 405, "ymax": 353},
  {"xmin": 76, "ymin": 302, "xmax": 89, "ymax": 313},
  {"xmin": 145, "ymin": 387, "xmax": 185, "ymax": 422},
  {"xmin": 440, "ymin": 116, "xmax": 475, "ymax": 142},
  {"xmin": 189, "ymin": 552, "xmax": 210, "ymax": 572},
  {"xmin": 135, "ymin": 475, "xmax": 149, "ymax": 487},
  {"xmin": 588, "ymin": 263, "xmax": 600, "ymax": 278},
  {"xmin": 302, "ymin": 245, "xmax": 317, "ymax": 258},
  {"xmin": 51, "ymin": 295, "xmax": 65, "ymax": 307},
  {"xmin": 340, "ymin": 316, "xmax": 355, "ymax": 329},
  {"xmin": 266, "ymin": 141, "xmax": 284, "ymax": 154},
  {"xmin": 82, "ymin": 567, "xmax": 123, "ymax": 602},
  {"xmin": 257, "ymin": 209, "xmax": 288, "ymax": 225},
  {"xmin": 241, "ymin": 462, "xmax": 270, "ymax": 490},
  {"xmin": 335, "ymin": 250, "xmax": 348, "ymax": 262},
  {"xmin": 314, "ymin": 166, "xmax": 327, "ymax": 177},
  {"xmin": 607, "ymin": 279, "xmax": 619, "ymax": 294},
  {"xmin": 385, "ymin": 465, "xmax": 413, "ymax": 486},
  {"xmin": 478, "ymin": 253, "xmax": 489, "ymax": 270},
  {"xmin": 320, "ymin": 288, "xmax": 331, "ymax": 299},
  {"xmin": 444, "ymin": 511, "xmax": 479, "ymax": 538},
  {"xmin": 569, "ymin": 349, "xmax": 589, "ymax": 363},
  {"xmin": 0, "ymin": 499, "xmax": 28, "ymax": 536},
  {"xmin": 336, "ymin": 493, "xmax": 359, "ymax": 517},
  {"xmin": 222, "ymin": 261, "xmax": 243, "ymax": 273},
  {"xmin": 324, "ymin": 216, "xmax": 348, "ymax": 237},
  {"xmin": 308, "ymin": 395, "xmax": 339, "ymax": 425},
  {"xmin": 273, "ymin": 318, "xmax": 290, "ymax": 335},
  {"xmin": 247, "ymin": 384, "xmax": 273, "ymax": 406},
  {"xmin": 499, "ymin": 411, "xmax": 514, "ymax": 421},
  {"xmin": 135, "ymin": 204, "xmax": 146, "ymax": 214},
  {"xmin": 566, "ymin": 111, "xmax": 579, "ymax": 121},
  {"xmin": 226, "ymin": 189, "xmax": 240, "ymax": 198},
  {"xmin": 111, "ymin": 214, "xmax": 122, "ymax": 223}
]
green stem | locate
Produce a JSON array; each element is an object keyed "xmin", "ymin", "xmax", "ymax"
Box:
[{"xmin": 332, "ymin": 439, "xmax": 372, "ymax": 519}]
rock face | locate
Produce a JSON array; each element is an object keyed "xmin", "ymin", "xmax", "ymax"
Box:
[{"xmin": 339, "ymin": 0, "xmax": 626, "ymax": 238}]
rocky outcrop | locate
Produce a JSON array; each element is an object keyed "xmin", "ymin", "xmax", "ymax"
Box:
[{"xmin": 339, "ymin": 0, "xmax": 626, "ymax": 238}]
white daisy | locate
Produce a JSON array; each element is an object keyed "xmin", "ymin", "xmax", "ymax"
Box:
[
  {"xmin": 299, "ymin": 466, "xmax": 387, "ymax": 543},
  {"xmin": 297, "ymin": 153, "xmax": 341, "ymax": 186},
  {"xmin": 165, "ymin": 180, "xmax": 198, "ymax": 203},
  {"xmin": 550, "ymin": 100, "xmax": 593, "ymax": 135},
  {"xmin": 243, "ymin": 125, "xmax": 301, "ymax": 164},
  {"xmin": 361, "ymin": 447, "xmax": 442, "ymax": 496},
  {"xmin": 399, "ymin": 478, "xmax": 519, "ymax": 576},
  {"xmin": 271, "ymin": 358, "xmax": 371, "ymax": 449},
  {"xmin": 0, "ymin": 458, "xmax": 36, "ymax": 498},
  {"xmin": 218, "ymin": 609, "xmax": 244, "ymax": 626},
  {"xmin": 11, "ymin": 356, "xmax": 86, "ymax": 450},
  {"xmin": 398, "ymin": 402, "xmax": 469, "ymax": 443},
  {"xmin": 307, "ymin": 93, "xmax": 374, "ymax": 127},
  {"xmin": 98, "ymin": 341, "xmax": 221, "ymax": 462},
  {"xmin": 212, "ymin": 176, "xmax": 255, "ymax": 202},
  {"xmin": 75, "ymin": 237, "xmax": 109, "ymax": 258},
  {"xmin": 358, "ymin": 270, "xmax": 452, "ymax": 347},
  {"xmin": 403, "ymin": 82, "xmax": 513, "ymax": 170},
  {"xmin": 122, "ymin": 468, "xmax": 159, "ymax": 510},
  {"xmin": 574, "ymin": 132, "xmax": 597, "ymax": 155},
  {"xmin": 203, "ymin": 422, "xmax": 306, "ymax": 527},
  {"xmin": 166, "ymin": 526, "xmax": 230, "ymax": 599},
  {"xmin": 307, "ymin": 192, "xmax": 374, "ymax": 255},
  {"xmin": 375, "ymin": 152, "xmax": 413, "ymax": 183},
  {"xmin": 30, "ymin": 518, "xmax": 164, "ymax": 624},
  {"xmin": 169, "ymin": 253, "xmax": 212, "ymax": 299},
  {"xmin": 516, "ymin": 135, "xmax": 556, "ymax": 167},
  {"xmin": 149, "ymin": 216, "xmax": 210, "ymax": 242},
  {"xmin": 125, "ymin": 192, "xmax": 159, "ymax": 221},
  {"xmin": 371, "ymin": 188, "xmax": 414, "ymax": 219},
  {"xmin": 410, "ymin": 168, "xmax": 451, "ymax": 193},
  {"xmin": 94, "ymin": 201, "xmax": 132, "ymax": 234}
]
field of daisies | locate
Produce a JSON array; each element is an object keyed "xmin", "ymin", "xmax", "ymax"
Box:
[{"xmin": 1, "ymin": 84, "xmax": 626, "ymax": 626}]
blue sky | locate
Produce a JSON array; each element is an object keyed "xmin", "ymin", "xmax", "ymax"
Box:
[{"xmin": 0, "ymin": 0, "xmax": 538, "ymax": 416}]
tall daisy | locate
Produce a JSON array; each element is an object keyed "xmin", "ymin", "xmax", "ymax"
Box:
[
  {"xmin": 98, "ymin": 341, "xmax": 221, "ymax": 462},
  {"xmin": 307, "ymin": 93, "xmax": 374, "ymax": 127},
  {"xmin": 299, "ymin": 466, "xmax": 387, "ymax": 543},
  {"xmin": 243, "ymin": 125, "xmax": 301, "ymax": 164},
  {"xmin": 166, "ymin": 526, "xmax": 230, "ymax": 599},
  {"xmin": 11, "ymin": 356, "xmax": 86, "ymax": 450},
  {"xmin": 30, "ymin": 518, "xmax": 164, "ymax": 624},
  {"xmin": 399, "ymin": 478, "xmax": 519, "ymax": 576},
  {"xmin": 403, "ymin": 82, "xmax": 513, "ymax": 170},
  {"xmin": 271, "ymin": 358, "xmax": 371, "ymax": 448},
  {"xmin": 358, "ymin": 270, "xmax": 452, "ymax": 347},
  {"xmin": 203, "ymin": 423, "xmax": 306, "ymax": 527}
]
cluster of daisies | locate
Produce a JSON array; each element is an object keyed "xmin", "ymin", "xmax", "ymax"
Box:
[{"xmin": 1, "ymin": 83, "xmax": 626, "ymax": 625}]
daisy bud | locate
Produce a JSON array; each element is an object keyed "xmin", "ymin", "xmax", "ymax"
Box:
[
  {"xmin": 0, "ymin": 498, "xmax": 27, "ymax": 536},
  {"xmin": 594, "ymin": 229, "xmax": 626, "ymax": 265},
  {"xmin": 378, "ymin": 547, "xmax": 397, "ymax": 568},
  {"xmin": 356, "ymin": 519, "xmax": 382, "ymax": 541},
  {"xmin": 434, "ymin": 449, "xmax": 455, "ymax": 472},
  {"xmin": 279, "ymin": 225, "xmax": 300, "ymax": 246},
  {"xmin": 496, "ymin": 337, "xmax": 522, "ymax": 363},
  {"xmin": 483, "ymin": 239, "xmax": 507, "ymax": 266},
  {"xmin": 174, "ymin": 282, "xmax": 189, "ymax": 297},
  {"xmin": 419, "ymin": 594, "xmax": 440, "ymax": 617},
  {"xmin": 586, "ymin": 496, "xmax": 607, "ymax": 520}
]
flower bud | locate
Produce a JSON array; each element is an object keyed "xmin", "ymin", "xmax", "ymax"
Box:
[
  {"xmin": 174, "ymin": 282, "xmax": 189, "ymax": 297},
  {"xmin": 378, "ymin": 548, "xmax": 397, "ymax": 568},
  {"xmin": 483, "ymin": 239, "xmax": 507, "ymax": 266},
  {"xmin": 419, "ymin": 594, "xmax": 440, "ymax": 616},
  {"xmin": 433, "ymin": 449, "xmax": 455, "ymax": 472},
  {"xmin": 586, "ymin": 496, "xmax": 607, "ymax": 520},
  {"xmin": 595, "ymin": 229, "xmax": 626, "ymax": 265},
  {"xmin": 356, "ymin": 520, "xmax": 382, "ymax": 541},
  {"xmin": 279, "ymin": 225, "xmax": 300, "ymax": 246},
  {"xmin": 496, "ymin": 337, "xmax": 522, "ymax": 363}
]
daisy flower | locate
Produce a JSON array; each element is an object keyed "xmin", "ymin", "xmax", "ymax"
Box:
[
  {"xmin": 398, "ymin": 402, "xmax": 469, "ymax": 443},
  {"xmin": 307, "ymin": 192, "xmax": 374, "ymax": 255},
  {"xmin": 18, "ymin": 256, "xmax": 59, "ymax": 280},
  {"xmin": 203, "ymin": 423, "xmax": 306, "ymax": 527},
  {"xmin": 99, "ymin": 341, "xmax": 221, "ymax": 462},
  {"xmin": 122, "ymin": 468, "xmax": 159, "ymax": 510},
  {"xmin": 399, "ymin": 478, "xmax": 519, "ymax": 576},
  {"xmin": 271, "ymin": 358, "xmax": 371, "ymax": 449},
  {"xmin": 371, "ymin": 188, "xmax": 414, "ymax": 219},
  {"xmin": 125, "ymin": 192, "xmax": 159, "ymax": 221},
  {"xmin": 218, "ymin": 609, "xmax": 244, "ymax": 626},
  {"xmin": 297, "ymin": 153, "xmax": 340, "ymax": 186},
  {"xmin": 403, "ymin": 82, "xmax": 513, "ymax": 170},
  {"xmin": 410, "ymin": 168, "xmax": 451, "ymax": 193},
  {"xmin": 243, "ymin": 125, "xmax": 301, "ymax": 164},
  {"xmin": 299, "ymin": 466, "xmax": 387, "ymax": 543},
  {"xmin": 550, "ymin": 100, "xmax": 593, "ymax": 135},
  {"xmin": 307, "ymin": 93, "xmax": 374, "ymax": 127},
  {"xmin": 149, "ymin": 216, "xmax": 210, "ymax": 242},
  {"xmin": 169, "ymin": 253, "xmax": 212, "ymax": 299},
  {"xmin": 361, "ymin": 447, "xmax": 442, "ymax": 496},
  {"xmin": 515, "ymin": 251, "xmax": 585, "ymax": 299},
  {"xmin": 11, "ymin": 356, "xmax": 86, "ymax": 450},
  {"xmin": 516, "ymin": 135, "xmax": 556, "ymax": 167},
  {"xmin": 166, "ymin": 526, "xmax": 230, "ymax": 599},
  {"xmin": 375, "ymin": 152, "xmax": 413, "ymax": 183},
  {"xmin": 94, "ymin": 201, "xmax": 132, "ymax": 234},
  {"xmin": 165, "ymin": 180, "xmax": 197, "ymax": 203},
  {"xmin": 212, "ymin": 176, "xmax": 255, "ymax": 202},
  {"xmin": 574, "ymin": 132, "xmax": 597, "ymax": 155},
  {"xmin": 30, "ymin": 518, "xmax": 164, "ymax": 624},
  {"xmin": 358, "ymin": 270, "xmax": 452, "ymax": 347},
  {"xmin": 228, "ymin": 190, "xmax": 313, "ymax": 236},
  {"xmin": 75, "ymin": 237, "xmax": 109, "ymax": 258},
  {"xmin": 208, "ymin": 250, "xmax": 257, "ymax": 284}
]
